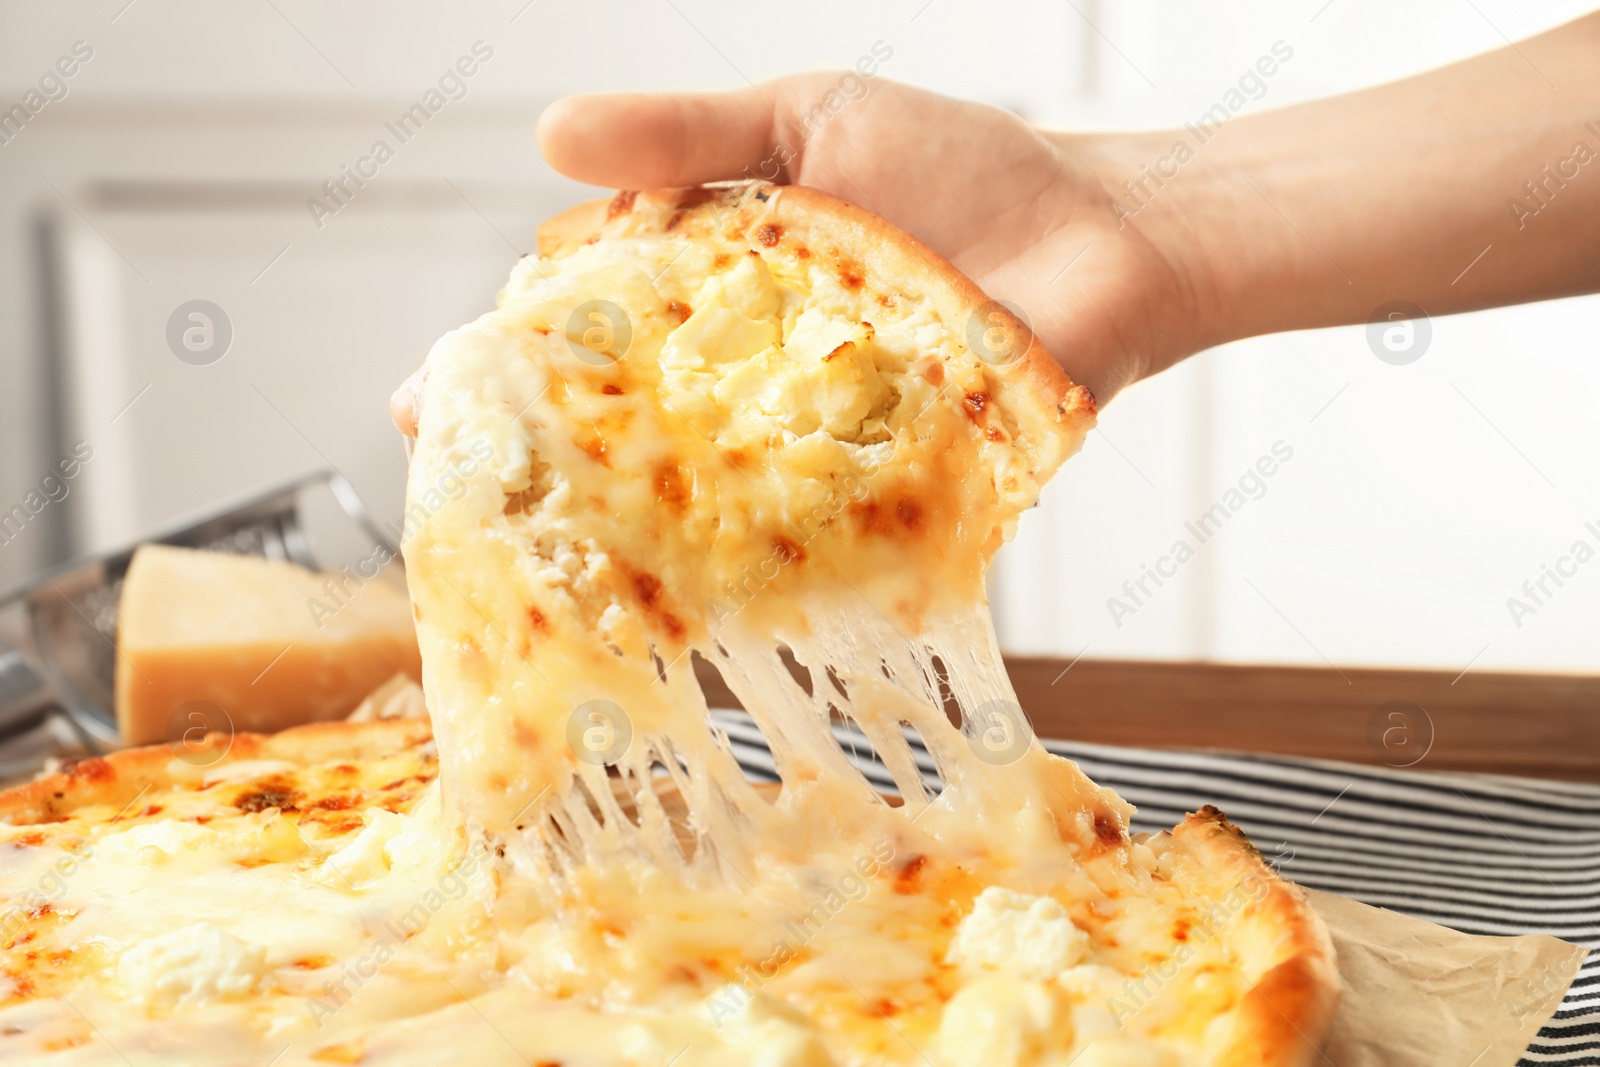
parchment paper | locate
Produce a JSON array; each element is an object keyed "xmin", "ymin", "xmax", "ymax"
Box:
[{"xmin": 1308, "ymin": 887, "xmax": 1588, "ymax": 1066}]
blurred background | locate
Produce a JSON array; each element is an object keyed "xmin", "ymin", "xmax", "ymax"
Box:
[{"xmin": 0, "ymin": 0, "xmax": 1595, "ymax": 675}]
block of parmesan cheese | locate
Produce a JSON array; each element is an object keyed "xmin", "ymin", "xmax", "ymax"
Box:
[{"xmin": 115, "ymin": 544, "xmax": 422, "ymax": 745}]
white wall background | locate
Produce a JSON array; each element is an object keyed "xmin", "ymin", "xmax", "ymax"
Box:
[{"xmin": 0, "ymin": 0, "xmax": 1595, "ymax": 675}]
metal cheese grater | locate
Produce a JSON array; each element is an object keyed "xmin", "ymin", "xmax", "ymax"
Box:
[{"xmin": 0, "ymin": 471, "xmax": 398, "ymax": 781}]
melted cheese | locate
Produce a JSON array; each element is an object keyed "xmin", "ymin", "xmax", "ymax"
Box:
[{"xmin": 0, "ymin": 186, "xmax": 1268, "ymax": 1065}]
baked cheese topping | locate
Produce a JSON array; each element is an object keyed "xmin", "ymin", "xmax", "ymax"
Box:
[
  {"xmin": 0, "ymin": 722, "xmax": 1269, "ymax": 1066},
  {"xmin": 0, "ymin": 185, "xmax": 1302, "ymax": 1066},
  {"xmin": 403, "ymin": 185, "xmax": 1067, "ymax": 836}
]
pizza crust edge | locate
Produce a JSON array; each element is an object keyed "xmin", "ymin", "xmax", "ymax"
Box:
[
  {"xmin": 1169, "ymin": 806, "xmax": 1341, "ymax": 1067},
  {"xmin": 534, "ymin": 181, "xmax": 1099, "ymax": 492},
  {"xmin": 0, "ymin": 718, "xmax": 432, "ymax": 826}
]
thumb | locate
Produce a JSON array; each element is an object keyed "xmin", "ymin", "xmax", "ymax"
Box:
[{"xmin": 537, "ymin": 83, "xmax": 786, "ymax": 189}]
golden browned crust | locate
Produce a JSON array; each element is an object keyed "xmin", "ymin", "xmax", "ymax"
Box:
[
  {"xmin": 1168, "ymin": 806, "xmax": 1341, "ymax": 1067},
  {"xmin": 535, "ymin": 182, "xmax": 1098, "ymax": 488},
  {"xmin": 0, "ymin": 719, "xmax": 432, "ymax": 825}
]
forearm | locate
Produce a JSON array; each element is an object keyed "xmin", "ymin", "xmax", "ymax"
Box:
[{"xmin": 1088, "ymin": 12, "xmax": 1600, "ymax": 365}]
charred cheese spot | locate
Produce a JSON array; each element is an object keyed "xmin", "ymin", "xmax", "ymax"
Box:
[
  {"xmin": 772, "ymin": 536, "xmax": 805, "ymax": 564},
  {"xmin": 600, "ymin": 383, "xmax": 624, "ymax": 396},
  {"xmin": 574, "ymin": 428, "xmax": 609, "ymax": 465},
  {"xmin": 894, "ymin": 854, "xmax": 928, "ymax": 895},
  {"xmin": 606, "ymin": 190, "xmax": 637, "ymax": 219},
  {"xmin": 59, "ymin": 757, "xmax": 114, "ymax": 784},
  {"xmin": 631, "ymin": 571, "xmax": 664, "ymax": 607},
  {"xmin": 234, "ymin": 782, "xmax": 300, "ymax": 813},
  {"xmin": 756, "ymin": 223, "xmax": 783, "ymax": 247},
  {"xmin": 307, "ymin": 794, "xmax": 359, "ymax": 812},
  {"xmin": 666, "ymin": 300, "xmax": 692, "ymax": 324},
  {"xmin": 850, "ymin": 500, "xmax": 886, "ymax": 536},
  {"xmin": 654, "ymin": 464, "xmax": 690, "ymax": 513},
  {"xmin": 627, "ymin": 569, "xmax": 687, "ymax": 640},
  {"xmin": 871, "ymin": 997, "xmax": 903, "ymax": 1018}
]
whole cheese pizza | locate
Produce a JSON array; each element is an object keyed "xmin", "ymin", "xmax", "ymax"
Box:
[{"xmin": 0, "ymin": 182, "xmax": 1338, "ymax": 1066}]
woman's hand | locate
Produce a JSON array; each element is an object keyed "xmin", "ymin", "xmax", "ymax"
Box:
[
  {"xmin": 534, "ymin": 74, "xmax": 1208, "ymax": 407},
  {"xmin": 391, "ymin": 74, "xmax": 1210, "ymax": 436}
]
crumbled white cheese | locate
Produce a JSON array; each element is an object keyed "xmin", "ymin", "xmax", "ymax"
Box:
[
  {"xmin": 936, "ymin": 973, "xmax": 1063, "ymax": 1067},
  {"xmin": 116, "ymin": 923, "xmax": 269, "ymax": 1008},
  {"xmin": 95, "ymin": 821, "xmax": 218, "ymax": 865},
  {"xmin": 316, "ymin": 809, "xmax": 408, "ymax": 889},
  {"xmin": 947, "ymin": 887, "xmax": 1091, "ymax": 980},
  {"xmin": 706, "ymin": 986, "xmax": 840, "ymax": 1067},
  {"xmin": 316, "ymin": 785, "xmax": 447, "ymax": 890}
]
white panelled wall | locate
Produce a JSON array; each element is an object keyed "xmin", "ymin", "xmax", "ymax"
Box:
[{"xmin": 0, "ymin": 0, "xmax": 1595, "ymax": 673}]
